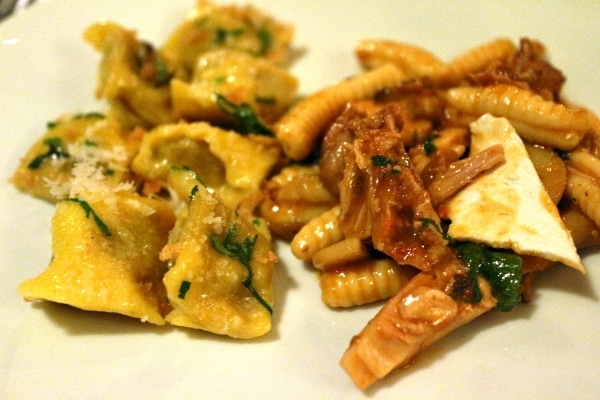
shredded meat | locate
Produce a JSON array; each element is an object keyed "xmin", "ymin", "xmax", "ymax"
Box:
[
  {"xmin": 470, "ymin": 38, "xmax": 565, "ymax": 101},
  {"xmin": 340, "ymin": 251, "xmax": 497, "ymax": 390},
  {"xmin": 426, "ymin": 144, "xmax": 505, "ymax": 206},
  {"xmin": 319, "ymin": 104, "xmax": 368, "ymax": 197},
  {"xmin": 337, "ymin": 104, "xmax": 448, "ymax": 271},
  {"xmin": 320, "ymin": 82, "xmax": 445, "ymax": 198}
]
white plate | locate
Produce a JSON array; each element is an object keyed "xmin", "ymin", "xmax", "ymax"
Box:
[{"xmin": 1, "ymin": 1, "xmax": 599, "ymax": 399}]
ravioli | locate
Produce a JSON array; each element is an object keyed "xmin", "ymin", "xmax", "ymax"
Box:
[
  {"xmin": 161, "ymin": 172, "xmax": 277, "ymax": 339},
  {"xmin": 19, "ymin": 192, "xmax": 176, "ymax": 324},
  {"xmin": 171, "ymin": 49, "xmax": 298, "ymax": 124},
  {"xmin": 444, "ymin": 114, "xmax": 585, "ymax": 272},
  {"xmin": 84, "ymin": 21, "xmax": 174, "ymax": 129},
  {"xmin": 130, "ymin": 121, "xmax": 281, "ymax": 209},
  {"xmin": 10, "ymin": 114, "xmax": 132, "ymax": 203}
]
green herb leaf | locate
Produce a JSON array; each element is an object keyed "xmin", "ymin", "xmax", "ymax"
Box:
[
  {"xmin": 371, "ymin": 155, "xmax": 395, "ymax": 167},
  {"xmin": 27, "ymin": 137, "xmax": 70, "ymax": 169},
  {"xmin": 422, "ymin": 218, "xmax": 452, "ymax": 242},
  {"xmin": 73, "ymin": 111, "xmax": 105, "ymax": 120},
  {"xmin": 153, "ymin": 57, "xmax": 171, "ymax": 86},
  {"xmin": 178, "ymin": 280, "xmax": 192, "ymax": 299},
  {"xmin": 212, "ymin": 27, "xmax": 245, "ymax": 46},
  {"xmin": 65, "ymin": 198, "xmax": 112, "ymax": 237},
  {"xmin": 214, "ymin": 93, "xmax": 274, "ymax": 136},
  {"xmin": 136, "ymin": 42, "xmax": 172, "ymax": 86},
  {"xmin": 423, "ymin": 134, "xmax": 439, "ymax": 156},
  {"xmin": 255, "ymin": 96, "xmax": 276, "ymax": 104},
  {"xmin": 558, "ymin": 150, "xmax": 570, "ymax": 161},
  {"xmin": 189, "ymin": 185, "xmax": 200, "ymax": 201},
  {"xmin": 257, "ymin": 27, "xmax": 272, "ymax": 56},
  {"xmin": 455, "ymin": 242, "xmax": 522, "ymax": 311},
  {"xmin": 211, "ymin": 224, "xmax": 272, "ymax": 314}
]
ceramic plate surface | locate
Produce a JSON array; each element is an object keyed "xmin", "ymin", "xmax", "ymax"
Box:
[{"xmin": 1, "ymin": 1, "xmax": 599, "ymax": 399}]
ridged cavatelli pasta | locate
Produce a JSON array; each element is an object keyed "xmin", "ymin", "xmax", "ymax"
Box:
[
  {"xmin": 291, "ymin": 206, "xmax": 343, "ymax": 261},
  {"xmin": 355, "ymin": 39, "xmax": 448, "ymax": 80},
  {"xmin": 509, "ymin": 120, "xmax": 583, "ymax": 151},
  {"xmin": 320, "ymin": 258, "xmax": 414, "ymax": 308},
  {"xmin": 565, "ymin": 169, "xmax": 600, "ymax": 228},
  {"xmin": 446, "ymin": 84, "xmax": 591, "ymax": 132},
  {"xmin": 274, "ymin": 64, "xmax": 407, "ymax": 160},
  {"xmin": 312, "ymin": 238, "xmax": 370, "ymax": 271},
  {"xmin": 445, "ymin": 38, "xmax": 516, "ymax": 83},
  {"xmin": 560, "ymin": 203, "xmax": 600, "ymax": 248},
  {"xmin": 260, "ymin": 165, "xmax": 337, "ymax": 239},
  {"xmin": 260, "ymin": 198, "xmax": 333, "ymax": 240},
  {"xmin": 524, "ymin": 143, "xmax": 567, "ymax": 205},
  {"xmin": 271, "ymin": 172, "xmax": 335, "ymax": 204},
  {"xmin": 568, "ymin": 149, "xmax": 600, "ymax": 181}
]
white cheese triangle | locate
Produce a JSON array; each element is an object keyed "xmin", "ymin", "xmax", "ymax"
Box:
[{"xmin": 445, "ymin": 114, "xmax": 585, "ymax": 273}]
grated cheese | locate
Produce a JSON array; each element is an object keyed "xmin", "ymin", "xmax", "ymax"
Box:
[{"xmin": 202, "ymin": 212, "xmax": 225, "ymax": 233}]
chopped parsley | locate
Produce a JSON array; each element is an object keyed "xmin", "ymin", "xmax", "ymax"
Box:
[
  {"xmin": 170, "ymin": 166, "xmax": 206, "ymax": 200},
  {"xmin": 46, "ymin": 112, "xmax": 105, "ymax": 130},
  {"xmin": 257, "ymin": 27, "xmax": 272, "ymax": 56},
  {"xmin": 65, "ymin": 198, "xmax": 112, "ymax": 237},
  {"xmin": 214, "ymin": 93, "xmax": 274, "ymax": 136},
  {"xmin": 189, "ymin": 185, "xmax": 200, "ymax": 201},
  {"xmin": 152, "ymin": 57, "xmax": 171, "ymax": 86},
  {"xmin": 255, "ymin": 96, "xmax": 276, "ymax": 104},
  {"xmin": 73, "ymin": 111, "xmax": 105, "ymax": 120},
  {"xmin": 136, "ymin": 42, "xmax": 172, "ymax": 86},
  {"xmin": 422, "ymin": 218, "xmax": 452, "ymax": 242},
  {"xmin": 211, "ymin": 224, "xmax": 272, "ymax": 314},
  {"xmin": 371, "ymin": 155, "xmax": 401, "ymax": 174},
  {"xmin": 455, "ymin": 242, "xmax": 522, "ymax": 312},
  {"xmin": 178, "ymin": 280, "xmax": 192, "ymax": 299},
  {"xmin": 371, "ymin": 155, "xmax": 395, "ymax": 167},
  {"xmin": 27, "ymin": 137, "xmax": 70, "ymax": 169},
  {"xmin": 423, "ymin": 134, "xmax": 439, "ymax": 156},
  {"xmin": 558, "ymin": 150, "xmax": 570, "ymax": 161},
  {"xmin": 212, "ymin": 27, "xmax": 245, "ymax": 46}
]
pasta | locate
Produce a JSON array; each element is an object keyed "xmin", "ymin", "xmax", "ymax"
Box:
[
  {"xmin": 444, "ymin": 37, "xmax": 516, "ymax": 83},
  {"xmin": 130, "ymin": 121, "xmax": 282, "ymax": 209},
  {"xmin": 312, "ymin": 237, "xmax": 371, "ymax": 271},
  {"xmin": 84, "ymin": 21, "xmax": 174, "ymax": 129},
  {"xmin": 161, "ymin": 168, "xmax": 276, "ymax": 338},
  {"xmin": 170, "ymin": 49, "xmax": 298, "ymax": 123},
  {"xmin": 274, "ymin": 63, "xmax": 407, "ymax": 160},
  {"xmin": 320, "ymin": 258, "xmax": 414, "ymax": 308},
  {"xmin": 13, "ymin": 0, "xmax": 295, "ymax": 339},
  {"xmin": 19, "ymin": 191, "xmax": 176, "ymax": 325},
  {"xmin": 10, "ymin": 0, "xmax": 600, "ymax": 393},
  {"xmin": 565, "ymin": 169, "xmax": 600, "ymax": 228},
  {"xmin": 259, "ymin": 164, "xmax": 337, "ymax": 239},
  {"xmin": 10, "ymin": 114, "xmax": 133, "ymax": 202},
  {"xmin": 291, "ymin": 206, "xmax": 343, "ymax": 261},
  {"xmin": 445, "ymin": 84, "xmax": 590, "ymax": 148},
  {"xmin": 355, "ymin": 39, "xmax": 448, "ymax": 80},
  {"xmin": 279, "ymin": 36, "xmax": 599, "ymax": 389}
]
